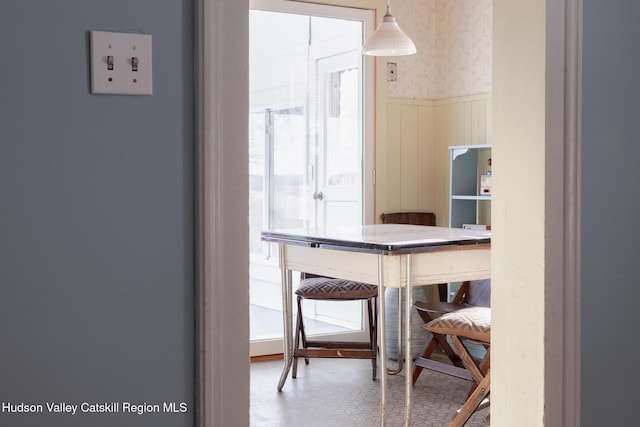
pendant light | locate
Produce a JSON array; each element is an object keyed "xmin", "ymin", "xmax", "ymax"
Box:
[{"xmin": 362, "ymin": 1, "xmax": 416, "ymax": 56}]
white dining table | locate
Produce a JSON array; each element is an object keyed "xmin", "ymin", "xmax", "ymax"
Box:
[{"xmin": 261, "ymin": 224, "xmax": 491, "ymax": 426}]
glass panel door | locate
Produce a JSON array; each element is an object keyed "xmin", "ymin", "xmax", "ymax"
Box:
[{"xmin": 249, "ymin": 0, "xmax": 373, "ymax": 356}]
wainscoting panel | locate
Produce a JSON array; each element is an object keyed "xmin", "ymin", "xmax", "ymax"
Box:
[{"xmin": 383, "ymin": 99, "xmax": 436, "ymax": 219}]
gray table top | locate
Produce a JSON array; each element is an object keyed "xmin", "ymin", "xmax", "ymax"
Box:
[{"xmin": 261, "ymin": 224, "xmax": 491, "ymax": 255}]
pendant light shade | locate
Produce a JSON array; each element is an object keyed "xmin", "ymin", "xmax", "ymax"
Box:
[{"xmin": 362, "ymin": 4, "xmax": 416, "ymax": 56}]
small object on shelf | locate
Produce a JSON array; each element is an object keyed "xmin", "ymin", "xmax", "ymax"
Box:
[{"xmin": 480, "ymin": 174, "xmax": 492, "ymax": 195}]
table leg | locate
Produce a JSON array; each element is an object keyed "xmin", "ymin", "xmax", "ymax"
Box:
[
  {"xmin": 277, "ymin": 244, "xmax": 294, "ymax": 391},
  {"xmin": 404, "ymin": 254, "xmax": 413, "ymax": 426},
  {"xmin": 378, "ymin": 254, "xmax": 387, "ymax": 426},
  {"xmin": 386, "ymin": 288, "xmax": 404, "ymax": 375}
]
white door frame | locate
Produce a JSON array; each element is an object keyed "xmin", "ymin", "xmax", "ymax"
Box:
[
  {"xmin": 542, "ymin": 1, "xmax": 582, "ymax": 424},
  {"xmin": 195, "ymin": 0, "xmax": 250, "ymax": 425}
]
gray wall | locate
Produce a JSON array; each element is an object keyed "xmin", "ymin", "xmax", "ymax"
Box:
[
  {"xmin": 0, "ymin": 2, "xmax": 195, "ymax": 426},
  {"xmin": 582, "ymin": 1, "xmax": 640, "ymax": 425}
]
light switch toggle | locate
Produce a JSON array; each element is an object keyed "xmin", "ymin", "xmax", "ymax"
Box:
[
  {"xmin": 131, "ymin": 57, "xmax": 139, "ymax": 72},
  {"xmin": 107, "ymin": 55, "xmax": 114, "ymax": 70}
]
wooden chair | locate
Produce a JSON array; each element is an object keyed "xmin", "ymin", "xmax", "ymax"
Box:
[
  {"xmin": 292, "ymin": 212, "xmax": 438, "ymax": 381},
  {"xmin": 421, "ymin": 306, "xmax": 491, "ymax": 426},
  {"xmin": 412, "ymin": 279, "xmax": 491, "ymax": 385},
  {"xmin": 380, "ymin": 211, "xmax": 436, "ymax": 226},
  {"xmin": 292, "ymin": 273, "xmax": 379, "ymax": 380}
]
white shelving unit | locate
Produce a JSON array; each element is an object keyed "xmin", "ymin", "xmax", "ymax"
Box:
[{"xmin": 449, "ymin": 144, "xmax": 492, "ymax": 228}]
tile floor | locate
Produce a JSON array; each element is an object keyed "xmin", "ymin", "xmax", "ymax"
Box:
[{"xmin": 251, "ymin": 356, "xmax": 490, "ymax": 426}]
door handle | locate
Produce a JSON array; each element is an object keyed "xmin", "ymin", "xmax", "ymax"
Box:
[{"xmin": 312, "ymin": 191, "xmax": 323, "ymax": 200}]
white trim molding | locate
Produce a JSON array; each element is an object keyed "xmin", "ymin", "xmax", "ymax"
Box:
[
  {"xmin": 544, "ymin": 0, "xmax": 582, "ymax": 425},
  {"xmin": 196, "ymin": 0, "xmax": 250, "ymax": 425}
]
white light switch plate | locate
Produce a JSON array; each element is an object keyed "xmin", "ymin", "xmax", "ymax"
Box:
[{"xmin": 91, "ymin": 31, "xmax": 152, "ymax": 96}]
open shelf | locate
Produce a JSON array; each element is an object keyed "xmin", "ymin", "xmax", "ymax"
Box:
[{"xmin": 449, "ymin": 144, "xmax": 492, "ymax": 228}]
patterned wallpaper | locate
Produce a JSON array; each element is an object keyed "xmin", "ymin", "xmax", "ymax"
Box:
[
  {"xmin": 388, "ymin": 0, "xmax": 492, "ymax": 99},
  {"xmin": 385, "ymin": 0, "xmax": 436, "ymax": 99}
]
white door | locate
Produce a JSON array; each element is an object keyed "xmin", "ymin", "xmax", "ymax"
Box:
[
  {"xmin": 315, "ymin": 51, "xmax": 363, "ymax": 231},
  {"xmin": 249, "ymin": 0, "xmax": 374, "ymax": 356}
]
